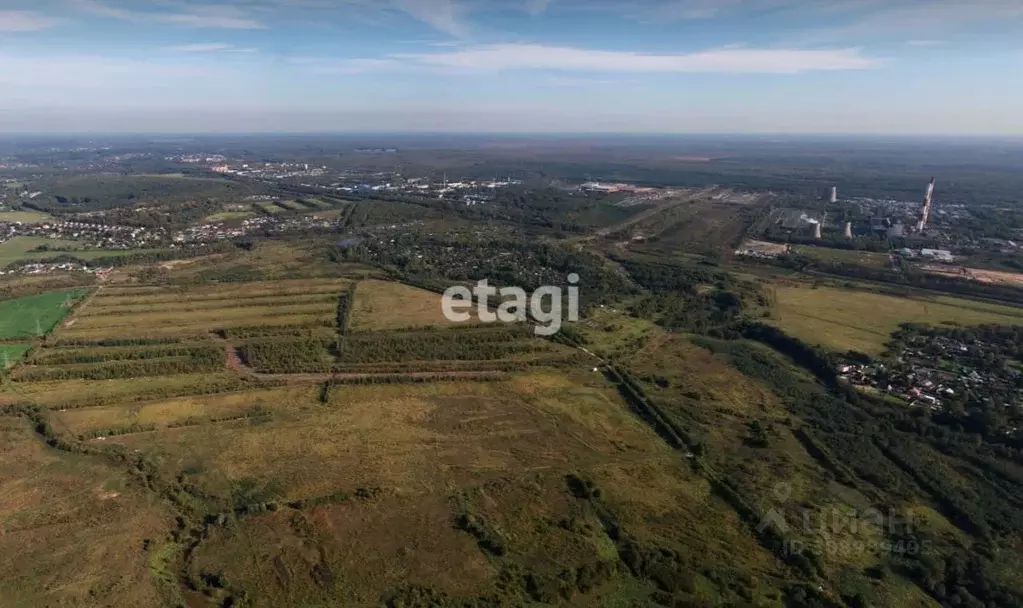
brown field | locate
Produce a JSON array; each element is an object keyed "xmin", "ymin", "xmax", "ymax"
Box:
[
  {"xmin": 45, "ymin": 279, "xmax": 347, "ymax": 340},
  {"xmin": 95, "ymin": 278, "xmax": 346, "ymax": 302},
  {"xmin": 58, "ymin": 310, "xmax": 333, "ymax": 339},
  {"xmin": 0, "ymin": 417, "xmax": 173, "ymax": 607},
  {"xmin": 89, "ymin": 289, "xmax": 341, "ymax": 310},
  {"xmin": 350, "ymin": 279, "xmax": 482, "ymax": 331},
  {"xmin": 53, "ymin": 386, "xmax": 312, "ymax": 436},
  {"xmin": 0, "ymin": 372, "xmax": 251, "ymax": 408},
  {"xmin": 89, "ymin": 370, "xmax": 786, "ymax": 605},
  {"xmin": 922, "ymin": 264, "xmax": 1023, "ymax": 287}
]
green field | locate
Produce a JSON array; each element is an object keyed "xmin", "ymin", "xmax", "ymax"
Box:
[
  {"xmin": 256, "ymin": 202, "xmax": 284, "ymax": 214},
  {"xmin": 274, "ymin": 199, "xmax": 305, "ymax": 211},
  {"xmin": 0, "ymin": 235, "xmax": 161, "ymax": 265},
  {"xmin": 203, "ymin": 211, "xmax": 256, "ymax": 222},
  {"xmin": 0, "ymin": 210, "xmax": 53, "ymax": 223},
  {"xmin": 40, "ymin": 174, "xmax": 247, "ymax": 207},
  {"xmin": 791, "ymin": 245, "xmax": 892, "ymax": 269},
  {"xmin": 0, "ymin": 289, "xmax": 89, "ymax": 339},
  {"xmin": 768, "ymin": 282, "xmax": 1023, "ymax": 354},
  {"xmin": 0, "ymin": 343, "xmax": 32, "ymax": 368}
]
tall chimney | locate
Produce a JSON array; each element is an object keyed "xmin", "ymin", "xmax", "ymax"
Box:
[
  {"xmin": 814, "ymin": 222, "xmax": 822, "ymax": 240},
  {"xmin": 919, "ymin": 178, "xmax": 935, "ymax": 231},
  {"xmin": 844, "ymin": 222, "xmax": 853, "ymax": 239},
  {"xmin": 830, "ymin": 186, "xmax": 838, "ymax": 203}
]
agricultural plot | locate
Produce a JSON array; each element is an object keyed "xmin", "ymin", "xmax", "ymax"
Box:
[
  {"xmin": 768, "ymin": 283, "xmax": 1023, "ymax": 355},
  {"xmin": 0, "ymin": 209, "xmax": 53, "ymax": 223},
  {"xmin": 52, "ymin": 385, "xmax": 306, "ymax": 439},
  {"xmin": 791, "ymin": 245, "xmax": 892, "ymax": 269},
  {"xmin": 13, "ymin": 343, "xmax": 225, "ymax": 382},
  {"xmin": 57, "ymin": 371, "xmax": 790, "ymax": 606},
  {"xmin": 0, "ymin": 372, "xmax": 249, "ymax": 408},
  {"xmin": 0, "ymin": 288, "xmax": 88, "ymax": 339},
  {"xmin": 203, "ymin": 211, "xmax": 256, "ymax": 222},
  {"xmin": 57, "ymin": 279, "xmax": 346, "ymax": 340},
  {"xmin": 273, "ymin": 199, "xmax": 305, "ymax": 211},
  {"xmin": 350, "ymin": 279, "xmax": 482, "ymax": 331},
  {"xmin": 0, "ymin": 343, "xmax": 32, "ymax": 368},
  {"xmin": 255, "ymin": 201, "xmax": 284, "ymax": 214},
  {"xmin": 0, "ymin": 235, "xmax": 159, "ymax": 265},
  {"xmin": 295, "ymin": 197, "xmax": 331, "ymax": 209}
]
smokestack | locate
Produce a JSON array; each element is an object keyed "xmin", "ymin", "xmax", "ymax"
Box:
[
  {"xmin": 844, "ymin": 222, "xmax": 853, "ymax": 239},
  {"xmin": 814, "ymin": 223, "xmax": 822, "ymax": 240},
  {"xmin": 919, "ymin": 178, "xmax": 935, "ymax": 231},
  {"xmin": 830, "ymin": 186, "xmax": 838, "ymax": 203}
]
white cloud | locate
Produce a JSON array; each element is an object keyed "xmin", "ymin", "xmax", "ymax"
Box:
[
  {"xmin": 72, "ymin": 0, "xmax": 265, "ymax": 29},
  {"xmin": 0, "ymin": 10, "xmax": 60, "ymax": 31},
  {"xmin": 391, "ymin": 43, "xmax": 880, "ymax": 73},
  {"xmin": 391, "ymin": 0, "xmax": 467, "ymax": 38}
]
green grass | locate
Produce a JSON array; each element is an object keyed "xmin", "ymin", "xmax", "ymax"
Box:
[
  {"xmin": 0, "ymin": 236, "xmax": 84, "ymax": 265},
  {"xmin": 0, "ymin": 289, "xmax": 89, "ymax": 339},
  {"xmin": 768, "ymin": 283, "xmax": 1023, "ymax": 355},
  {"xmin": 0, "ymin": 210, "xmax": 53, "ymax": 223},
  {"xmin": 0, "ymin": 235, "xmax": 162, "ymax": 265},
  {"xmin": 0, "ymin": 344, "xmax": 32, "ymax": 368},
  {"xmin": 791, "ymin": 245, "xmax": 891, "ymax": 269},
  {"xmin": 256, "ymin": 202, "xmax": 284, "ymax": 214},
  {"xmin": 573, "ymin": 306, "xmax": 661, "ymax": 360},
  {"xmin": 204, "ymin": 211, "xmax": 256, "ymax": 222},
  {"xmin": 275, "ymin": 200, "xmax": 305, "ymax": 211},
  {"xmin": 296, "ymin": 197, "xmax": 330, "ymax": 209}
]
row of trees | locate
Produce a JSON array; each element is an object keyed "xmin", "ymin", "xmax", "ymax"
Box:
[
  {"xmin": 343, "ymin": 329, "xmax": 547, "ymax": 365},
  {"xmin": 691, "ymin": 332, "xmax": 1023, "ymax": 607},
  {"xmin": 237, "ymin": 339, "xmax": 335, "ymax": 374},
  {"xmin": 16, "ymin": 350, "xmax": 224, "ymax": 382},
  {"xmin": 218, "ymin": 322, "xmax": 334, "ymax": 340},
  {"xmin": 31, "ymin": 344, "xmax": 223, "ymax": 366}
]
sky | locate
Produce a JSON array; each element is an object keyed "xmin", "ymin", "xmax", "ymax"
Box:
[{"xmin": 1, "ymin": 0, "xmax": 1022, "ymax": 134}]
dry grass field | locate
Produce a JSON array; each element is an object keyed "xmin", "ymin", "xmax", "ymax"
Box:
[
  {"xmin": 0, "ymin": 416, "xmax": 172, "ymax": 607},
  {"xmin": 0, "ymin": 265, "xmax": 968, "ymax": 607},
  {"xmin": 0, "ymin": 372, "xmax": 249, "ymax": 408},
  {"xmin": 767, "ymin": 283, "xmax": 1023, "ymax": 354},
  {"xmin": 53, "ymin": 278, "xmax": 347, "ymax": 340},
  {"xmin": 350, "ymin": 279, "xmax": 481, "ymax": 331},
  {"xmin": 86, "ymin": 371, "xmax": 788, "ymax": 606},
  {"xmin": 52, "ymin": 385, "xmax": 309, "ymax": 437}
]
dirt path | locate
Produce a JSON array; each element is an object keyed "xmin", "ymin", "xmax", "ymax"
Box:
[
  {"xmin": 254, "ymin": 370, "xmax": 507, "ymax": 384},
  {"xmin": 59, "ymin": 284, "xmax": 105, "ymax": 331},
  {"xmin": 223, "ymin": 342, "xmax": 246, "ymax": 373}
]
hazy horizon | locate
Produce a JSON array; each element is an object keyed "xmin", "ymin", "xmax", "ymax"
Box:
[{"xmin": 2, "ymin": 0, "xmax": 1023, "ymax": 134}]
